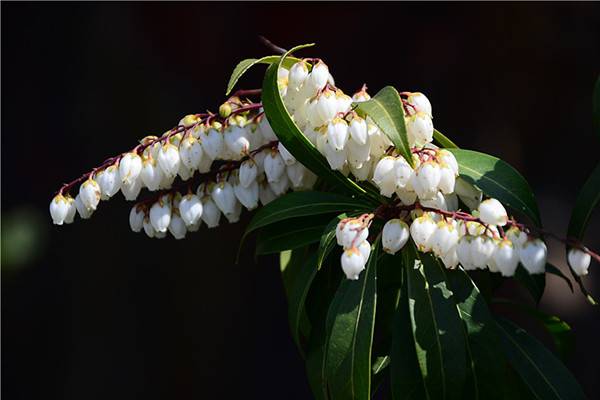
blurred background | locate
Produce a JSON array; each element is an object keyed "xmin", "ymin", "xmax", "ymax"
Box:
[{"xmin": 2, "ymin": 2, "xmax": 599, "ymax": 399}]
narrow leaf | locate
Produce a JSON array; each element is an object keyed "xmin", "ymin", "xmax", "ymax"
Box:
[
  {"xmin": 255, "ymin": 215, "xmax": 330, "ymax": 255},
  {"xmin": 325, "ymin": 240, "xmax": 380, "ymax": 400},
  {"xmin": 546, "ymin": 263, "xmax": 574, "ymax": 293},
  {"xmin": 353, "ymin": 86, "xmax": 414, "ymax": 167},
  {"xmin": 317, "ymin": 214, "xmax": 348, "ymax": 270},
  {"xmin": 494, "ymin": 318, "xmax": 586, "ymax": 400},
  {"xmin": 433, "ymin": 128, "xmax": 459, "ymax": 149},
  {"xmin": 288, "ymin": 252, "xmax": 319, "ymax": 356},
  {"xmin": 449, "ymin": 148, "xmax": 542, "ymax": 226},
  {"xmin": 225, "ymin": 55, "xmax": 301, "ymax": 95}
]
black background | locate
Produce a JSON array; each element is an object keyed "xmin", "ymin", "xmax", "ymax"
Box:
[{"xmin": 2, "ymin": 2, "xmax": 600, "ymax": 399}]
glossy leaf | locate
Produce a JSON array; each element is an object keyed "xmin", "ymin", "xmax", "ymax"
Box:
[
  {"xmin": 433, "ymin": 128, "xmax": 459, "ymax": 149},
  {"xmin": 280, "ymin": 247, "xmax": 310, "ymax": 298},
  {"xmin": 225, "ymin": 55, "xmax": 301, "ymax": 95},
  {"xmin": 353, "ymin": 86, "xmax": 414, "ymax": 166},
  {"xmin": 448, "ymin": 149, "xmax": 542, "ymax": 226},
  {"xmin": 255, "ymin": 215, "xmax": 329, "ymax": 255},
  {"xmin": 262, "ymin": 45, "xmax": 378, "ymax": 200},
  {"xmin": 494, "ymin": 318, "xmax": 586, "ymax": 400},
  {"xmin": 403, "ymin": 244, "xmax": 467, "ymax": 399},
  {"xmin": 445, "ymin": 268, "xmax": 506, "ymax": 400},
  {"xmin": 325, "ymin": 240, "xmax": 379, "ymax": 399},
  {"xmin": 245, "ymin": 191, "xmax": 372, "ymax": 237},
  {"xmin": 317, "ymin": 214, "xmax": 348, "ymax": 271},
  {"xmin": 514, "ymin": 265, "xmax": 546, "ymax": 304},
  {"xmin": 288, "ymin": 252, "xmax": 319, "ymax": 356}
]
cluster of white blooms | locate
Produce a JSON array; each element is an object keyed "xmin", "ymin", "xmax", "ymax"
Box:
[
  {"xmin": 50, "ymin": 101, "xmax": 316, "ymax": 235},
  {"xmin": 335, "ymin": 215, "xmax": 372, "ymax": 280}
]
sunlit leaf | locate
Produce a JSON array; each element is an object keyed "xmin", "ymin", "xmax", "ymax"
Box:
[{"xmin": 226, "ymin": 55, "xmax": 301, "ymax": 95}]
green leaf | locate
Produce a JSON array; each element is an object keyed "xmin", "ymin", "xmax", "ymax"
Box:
[
  {"xmin": 433, "ymin": 128, "xmax": 459, "ymax": 149},
  {"xmin": 255, "ymin": 215, "xmax": 330, "ymax": 255},
  {"xmin": 262, "ymin": 45, "xmax": 379, "ymax": 201},
  {"xmin": 546, "ymin": 263, "xmax": 574, "ymax": 293},
  {"xmin": 317, "ymin": 214, "xmax": 349, "ymax": 271},
  {"xmin": 494, "ymin": 318, "xmax": 586, "ymax": 400},
  {"xmin": 225, "ymin": 55, "xmax": 301, "ymax": 96},
  {"xmin": 449, "ymin": 148, "xmax": 542, "ymax": 226},
  {"xmin": 280, "ymin": 247, "xmax": 310, "ymax": 298},
  {"xmin": 288, "ymin": 252, "xmax": 319, "ymax": 356},
  {"xmin": 514, "ymin": 265, "xmax": 546, "ymax": 304},
  {"xmin": 353, "ymin": 86, "xmax": 414, "ymax": 167},
  {"xmin": 325, "ymin": 240, "xmax": 379, "ymax": 400},
  {"xmin": 567, "ymin": 162, "xmax": 600, "ymax": 240},
  {"xmin": 403, "ymin": 244, "xmax": 467, "ymax": 399},
  {"xmin": 445, "ymin": 268, "xmax": 507, "ymax": 400},
  {"xmin": 391, "ymin": 265, "xmax": 426, "ymax": 400},
  {"xmin": 245, "ymin": 191, "xmax": 372, "ymax": 237}
]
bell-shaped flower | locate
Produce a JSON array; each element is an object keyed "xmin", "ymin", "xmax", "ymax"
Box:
[
  {"xmin": 141, "ymin": 158, "xmax": 163, "ymax": 191},
  {"xmin": 407, "ymin": 92, "xmax": 432, "ymax": 117},
  {"xmin": 200, "ymin": 196, "xmax": 221, "ymax": 228},
  {"xmin": 49, "ymin": 194, "xmax": 70, "ymax": 225},
  {"xmin": 382, "ymin": 219, "xmax": 410, "ymax": 255},
  {"xmin": 157, "ymin": 143, "xmax": 181, "ymax": 178},
  {"xmin": 179, "ymin": 194, "xmax": 203, "ymax": 226},
  {"xmin": 341, "ymin": 247, "xmax": 366, "ymax": 280},
  {"xmin": 129, "ymin": 205, "xmax": 144, "ymax": 233},
  {"xmin": 119, "ymin": 152, "xmax": 142, "ymax": 185},
  {"xmin": 568, "ymin": 248, "xmax": 591, "ymax": 276},
  {"xmin": 149, "ymin": 196, "xmax": 172, "ymax": 233},
  {"xmin": 96, "ymin": 165, "xmax": 121, "ymax": 200},
  {"xmin": 79, "ymin": 178, "xmax": 101, "ymax": 211},
  {"xmin": 168, "ymin": 213, "xmax": 187, "ymax": 240},
  {"xmin": 492, "ymin": 239, "xmax": 519, "ymax": 277},
  {"xmin": 519, "ymin": 239, "xmax": 547, "ymax": 274},
  {"xmin": 234, "ymin": 180, "xmax": 259, "ymax": 210},
  {"xmin": 478, "ymin": 198, "xmax": 508, "ymax": 226},
  {"xmin": 179, "ymin": 136, "xmax": 204, "ymax": 170},
  {"xmin": 326, "ymin": 118, "xmax": 349, "ymax": 152},
  {"xmin": 202, "ymin": 128, "xmax": 225, "ymax": 160},
  {"xmin": 349, "ymin": 116, "xmax": 368, "ymax": 145},
  {"xmin": 406, "ymin": 112, "xmax": 434, "ymax": 146},
  {"xmin": 264, "ymin": 151, "xmax": 286, "ymax": 183}
]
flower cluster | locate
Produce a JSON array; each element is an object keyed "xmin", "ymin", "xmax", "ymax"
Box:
[{"xmin": 335, "ymin": 215, "xmax": 373, "ymax": 280}]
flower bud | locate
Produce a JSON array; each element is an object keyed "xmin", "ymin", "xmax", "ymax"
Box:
[
  {"xmin": 179, "ymin": 136, "xmax": 204, "ymax": 170},
  {"xmin": 438, "ymin": 165, "xmax": 456, "ymax": 195},
  {"xmin": 179, "ymin": 114, "xmax": 200, "ymax": 128},
  {"xmin": 478, "ymin": 198, "xmax": 508, "ymax": 226},
  {"xmin": 407, "ymin": 92, "xmax": 432, "ymax": 117},
  {"xmin": 264, "ymin": 151, "xmax": 286, "ymax": 183},
  {"xmin": 234, "ymin": 180, "xmax": 259, "ymax": 210},
  {"xmin": 179, "ymin": 194, "xmax": 203, "ymax": 226},
  {"xmin": 119, "ymin": 152, "xmax": 142, "ymax": 185},
  {"xmin": 96, "ymin": 165, "xmax": 121, "ymax": 200},
  {"xmin": 149, "ymin": 196, "xmax": 172, "ymax": 233},
  {"xmin": 168, "ymin": 213, "xmax": 187, "ymax": 240},
  {"xmin": 49, "ymin": 194, "xmax": 70, "ymax": 225},
  {"xmin": 382, "ymin": 219, "xmax": 410, "ymax": 254},
  {"xmin": 224, "ymin": 125, "xmax": 250, "ymax": 157},
  {"xmin": 278, "ymin": 142, "xmax": 296, "ymax": 165},
  {"xmin": 201, "ymin": 197, "xmax": 221, "ymax": 228},
  {"xmin": 340, "ymin": 220, "xmax": 369, "ymax": 250},
  {"xmin": 568, "ymin": 248, "xmax": 591, "ymax": 276},
  {"xmin": 202, "ymin": 128, "xmax": 225, "ymax": 160},
  {"xmin": 129, "ymin": 205, "xmax": 144, "ymax": 233},
  {"xmin": 211, "ymin": 181, "xmax": 237, "ymax": 216},
  {"xmin": 492, "ymin": 239, "xmax": 519, "ymax": 277},
  {"xmin": 157, "ymin": 143, "xmax": 181, "ymax": 178},
  {"xmin": 341, "ymin": 247, "xmax": 366, "ymax": 280},
  {"xmin": 406, "ymin": 112, "xmax": 434, "ymax": 146},
  {"xmin": 75, "ymin": 194, "xmax": 93, "ymax": 219},
  {"xmin": 79, "ymin": 178, "xmax": 101, "ymax": 211},
  {"xmin": 219, "ymin": 102, "xmax": 232, "ymax": 118},
  {"xmin": 410, "ymin": 214, "xmax": 437, "ymax": 252},
  {"xmin": 519, "ymin": 239, "xmax": 547, "ymax": 274},
  {"xmin": 288, "ymin": 60, "xmax": 309, "ymax": 91},
  {"xmin": 412, "ymin": 161, "xmax": 441, "ymax": 200},
  {"xmin": 307, "ymin": 61, "xmax": 330, "ymax": 93}
]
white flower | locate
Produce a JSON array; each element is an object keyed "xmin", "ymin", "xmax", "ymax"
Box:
[
  {"xmin": 79, "ymin": 178, "xmax": 101, "ymax": 211},
  {"xmin": 157, "ymin": 143, "xmax": 181, "ymax": 178},
  {"xmin": 278, "ymin": 142, "xmax": 296, "ymax": 165},
  {"xmin": 519, "ymin": 239, "xmax": 547, "ymax": 274},
  {"xmin": 75, "ymin": 194, "xmax": 93, "ymax": 219},
  {"xmin": 307, "ymin": 61, "xmax": 329, "ymax": 93},
  {"xmin": 406, "ymin": 112, "xmax": 434, "ymax": 146},
  {"xmin": 373, "ymin": 156, "xmax": 397, "ymax": 197},
  {"xmin": 129, "ymin": 206, "xmax": 144, "ymax": 233},
  {"xmin": 471, "ymin": 236, "xmax": 495, "ymax": 269},
  {"xmin": 349, "ymin": 117, "xmax": 368, "ymax": 145},
  {"xmin": 492, "ymin": 239, "xmax": 519, "ymax": 277},
  {"xmin": 49, "ymin": 194, "xmax": 70, "ymax": 225},
  {"xmin": 141, "ymin": 159, "xmax": 163, "ymax": 191},
  {"xmin": 187, "ymin": 219, "xmax": 202, "ymax": 233},
  {"xmin": 340, "ymin": 220, "xmax": 369, "ymax": 249},
  {"xmin": 420, "ymin": 191, "xmax": 448, "ymax": 211},
  {"xmin": 286, "ymin": 162, "xmax": 306, "ymax": 188},
  {"xmin": 441, "ymin": 247, "xmax": 460, "ymax": 269},
  {"xmin": 179, "ymin": 194, "xmax": 203, "ymax": 226},
  {"xmin": 258, "ymin": 116, "xmax": 277, "ymax": 142},
  {"xmin": 396, "ymin": 189, "xmax": 418, "ymax": 206},
  {"xmin": 438, "ymin": 165, "xmax": 456, "ymax": 195},
  {"xmin": 119, "ymin": 152, "xmax": 143, "ymax": 185},
  {"xmin": 454, "ymin": 178, "xmax": 482, "ymax": 210},
  {"xmin": 201, "ymin": 197, "xmax": 221, "ymax": 228},
  {"xmin": 357, "ymin": 240, "xmax": 371, "ymax": 263},
  {"xmin": 410, "ymin": 214, "xmax": 437, "ymax": 252},
  {"xmin": 316, "ymin": 89, "xmax": 338, "ymax": 124},
  {"xmin": 236, "ymin": 160, "xmax": 257, "ymax": 189},
  {"xmin": 407, "ymin": 92, "xmax": 432, "ymax": 117},
  {"xmin": 168, "ymin": 213, "xmax": 187, "ymax": 240},
  {"xmin": 225, "ymin": 200, "xmax": 243, "ymax": 223},
  {"xmin": 346, "ymin": 139, "xmax": 370, "ymax": 169},
  {"xmin": 438, "ymin": 150, "xmax": 458, "ymax": 175},
  {"xmin": 478, "ymin": 198, "xmax": 508, "ymax": 226},
  {"xmin": 269, "ymin": 174, "xmax": 290, "ymax": 196},
  {"xmin": 341, "ymin": 247, "xmax": 366, "ymax": 280},
  {"xmin": 382, "ymin": 219, "xmax": 410, "ymax": 254},
  {"xmin": 323, "ymin": 143, "xmax": 347, "ymax": 171},
  {"xmin": 211, "ymin": 181, "xmax": 237, "ymax": 216},
  {"xmin": 412, "ymin": 161, "xmax": 441, "ymax": 200},
  {"xmin": 326, "ymin": 118, "xmax": 349, "ymax": 152},
  {"xmin": 506, "ymin": 227, "xmax": 527, "ymax": 248},
  {"xmin": 394, "ymin": 157, "xmax": 413, "ymax": 189},
  {"xmin": 568, "ymin": 248, "xmax": 591, "ymax": 276},
  {"xmin": 264, "ymin": 151, "xmax": 286, "ymax": 183},
  {"xmin": 149, "ymin": 197, "xmax": 172, "ymax": 233},
  {"xmin": 202, "ymin": 128, "xmax": 225, "ymax": 160},
  {"xmin": 121, "ymin": 178, "xmax": 142, "ymax": 201},
  {"xmin": 430, "ymin": 221, "xmax": 459, "ymax": 256},
  {"xmin": 96, "ymin": 165, "xmax": 121, "ymax": 200},
  {"xmin": 224, "ymin": 125, "xmax": 250, "ymax": 157},
  {"xmin": 177, "ymin": 163, "xmax": 193, "ymax": 181},
  {"xmin": 259, "ymin": 181, "xmax": 277, "ymax": 205},
  {"xmin": 234, "ymin": 180, "xmax": 259, "ymax": 210},
  {"xmin": 457, "ymin": 236, "xmax": 476, "ymax": 270},
  {"xmin": 179, "ymin": 136, "xmax": 204, "ymax": 170},
  {"xmin": 64, "ymin": 196, "xmax": 76, "ymax": 224},
  {"xmin": 288, "ymin": 60, "xmax": 309, "ymax": 91},
  {"xmin": 143, "ymin": 218, "xmax": 156, "ymax": 238},
  {"xmin": 349, "ymin": 159, "xmax": 373, "ymax": 182}
]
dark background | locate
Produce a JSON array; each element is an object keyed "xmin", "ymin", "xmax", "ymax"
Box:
[{"xmin": 2, "ymin": 2, "xmax": 600, "ymax": 399}]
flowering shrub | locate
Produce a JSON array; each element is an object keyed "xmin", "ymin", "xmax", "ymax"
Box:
[{"xmin": 51, "ymin": 43, "xmax": 598, "ymax": 399}]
